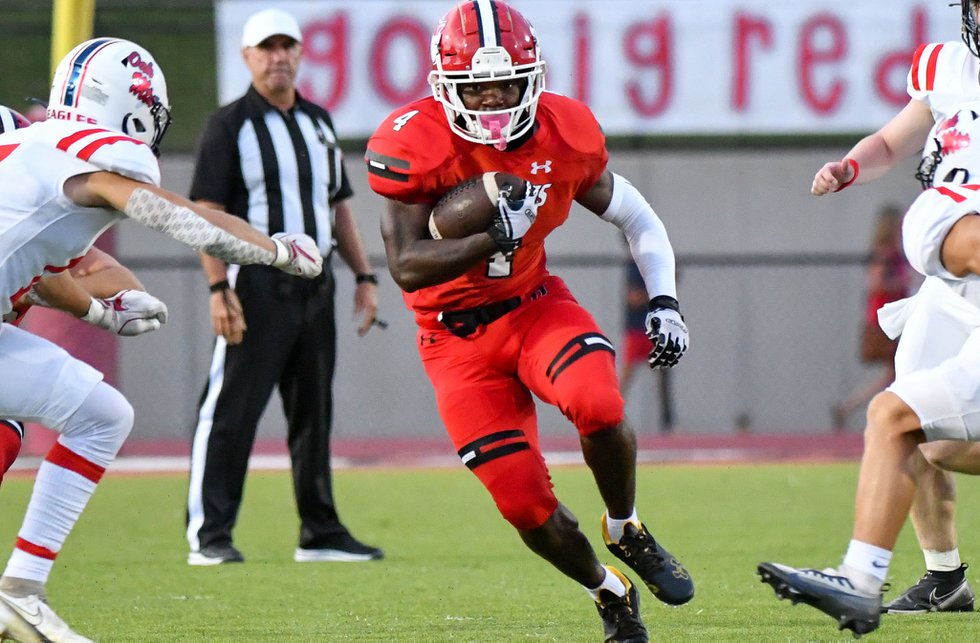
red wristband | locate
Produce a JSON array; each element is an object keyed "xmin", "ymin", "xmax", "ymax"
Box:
[{"xmin": 834, "ymin": 158, "xmax": 860, "ymax": 192}]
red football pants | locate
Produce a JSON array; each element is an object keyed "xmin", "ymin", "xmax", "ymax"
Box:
[{"xmin": 416, "ymin": 276, "xmax": 624, "ymax": 529}]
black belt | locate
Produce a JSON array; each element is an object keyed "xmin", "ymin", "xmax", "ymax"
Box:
[
  {"xmin": 438, "ymin": 297, "xmax": 521, "ymax": 338},
  {"xmin": 438, "ymin": 284, "xmax": 547, "ymax": 338}
]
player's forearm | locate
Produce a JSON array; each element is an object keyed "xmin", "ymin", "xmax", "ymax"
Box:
[
  {"xmin": 123, "ymin": 188, "xmax": 277, "ymax": 265},
  {"xmin": 72, "ymin": 266, "xmax": 143, "ymax": 297},
  {"xmin": 842, "ymin": 134, "xmax": 903, "ymax": 186},
  {"xmin": 601, "ymin": 173, "xmax": 677, "ymax": 299},
  {"xmin": 384, "ymin": 235, "xmax": 498, "ymax": 292},
  {"xmin": 29, "ymin": 270, "xmax": 97, "ymax": 317}
]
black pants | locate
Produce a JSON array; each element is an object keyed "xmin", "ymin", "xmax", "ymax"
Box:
[{"xmin": 186, "ymin": 264, "xmax": 347, "ymax": 550}]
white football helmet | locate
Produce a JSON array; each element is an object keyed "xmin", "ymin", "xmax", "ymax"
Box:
[
  {"xmin": 916, "ymin": 107, "xmax": 980, "ymax": 188},
  {"xmin": 48, "ymin": 38, "xmax": 171, "ymax": 154}
]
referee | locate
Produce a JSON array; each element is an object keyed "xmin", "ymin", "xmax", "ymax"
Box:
[{"xmin": 185, "ymin": 8, "xmax": 383, "ymax": 565}]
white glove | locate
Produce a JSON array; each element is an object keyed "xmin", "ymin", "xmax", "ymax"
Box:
[
  {"xmin": 271, "ymin": 233, "xmax": 323, "ymax": 278},
  {"xmin": 645, "ymin": 298, "xmax": 688, "ymax": 369},
  {"xmin": 82, "ymin": 290, "xmax": 169, "ymax": 336},
  {"xmin": 486, "ymin": 182, "xmax": 540, "ymax": 252}
]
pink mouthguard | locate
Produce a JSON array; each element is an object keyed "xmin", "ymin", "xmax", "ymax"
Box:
[{"xmin": 479, "ymin": 114, "xmax": 511, "ymax": 151}]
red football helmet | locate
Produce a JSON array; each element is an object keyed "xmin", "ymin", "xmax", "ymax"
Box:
[
  {"xmin": 0, "ymin": 105, "xmax": 30, "ymax": 134},
  {"xmin": 429, "ymin": 0, "xmax": 547, "ymax": 149}
]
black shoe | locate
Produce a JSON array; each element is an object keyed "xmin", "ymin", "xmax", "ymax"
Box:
[
  {"xmin": 602, "ymin": 515, "xmax": 694, "ymax": 605},
  {"xmin": 187, "ymin": 543, "xmax": 245, "ymax": 566},
  {"xmin": 295, "ymin": 533, "xmax": 384, "ymax": 562},
  {"xmin": 882, "ymin": 564, "xmax": 975, "ymax": 613},
  {"xmin": 594, "ymin": 567, "xmax": 648, "ymax": 643},
  {"xmin": 758, "ymin": 562, "xmax": 881, "ymax": 636}
]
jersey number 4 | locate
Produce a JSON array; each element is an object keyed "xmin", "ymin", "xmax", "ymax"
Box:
[{"xmin": 392, "ymin": 110, "xmax": 419, "ymax": 132}]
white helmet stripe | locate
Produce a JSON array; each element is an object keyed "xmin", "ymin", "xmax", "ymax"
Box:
[{"xmin": 473, "ymin": 0, "xmax": 500, "ymax": 48}]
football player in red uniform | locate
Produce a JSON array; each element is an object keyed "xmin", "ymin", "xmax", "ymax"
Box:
[{"xmin": 367, "ymin": 2, "xmax": 690, "ymax": 639}]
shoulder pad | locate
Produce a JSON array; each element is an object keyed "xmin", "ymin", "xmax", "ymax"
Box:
[
  {"xmin": 50, "ymin": 124, "xmax": 160, "ymax": 185},
  {"xmin": 903, "ymin": 183, "xmax": 980, "ymax": 278},
  {"xmin": 908, "ymin": 41, "xmax": 970, "ymax": 99},
  {"xmin": 535, "ymin": 92, "xmax": 606, "ymax": 156},
  {"xmin": 366, "ymin": 100, "xmax": 455, "ymax": 203}
]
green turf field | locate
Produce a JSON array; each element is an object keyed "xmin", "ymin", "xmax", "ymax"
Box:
[{"xmin": 2, "ymin": 461, "xmax": 979, "ymax": 641}]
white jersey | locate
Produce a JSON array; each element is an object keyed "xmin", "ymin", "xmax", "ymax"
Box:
[
  {"xmin": 0, "ymin": 118, "xmax": 159, "ymax": 318},
  {"xmin": 908, "ymin": 41, "xmax": 980, "ymax": 122},
  {"xmin": 901, "ymin": 183, "xmax": 980, "ymax": 288}
]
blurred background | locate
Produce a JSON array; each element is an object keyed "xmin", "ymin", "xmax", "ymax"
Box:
[{"xmin": 2, "ymin": 0, "xmax": 945, "ymax": 455}]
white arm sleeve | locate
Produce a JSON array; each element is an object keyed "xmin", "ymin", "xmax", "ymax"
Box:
[
  {"xmin": 600, "ymin": 173, "xmax": 677, "ymax": 299},
  {"xmin": 124, "ymin": 189, "xmax": 276, "ymax": 266}
]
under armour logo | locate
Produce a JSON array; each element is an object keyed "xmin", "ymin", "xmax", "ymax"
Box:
[{"xmin": 530, "ymin": 160, "xmax": 552, "ymax": 175}]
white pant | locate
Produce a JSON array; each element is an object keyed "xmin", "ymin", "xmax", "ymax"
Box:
[
  {"xmin": 881, "ymin": 278, "xmax": 980, "ymax": 440},
  {"xmin": 0, "ymin": 323, "xmax": 103, "ymax": 430}
]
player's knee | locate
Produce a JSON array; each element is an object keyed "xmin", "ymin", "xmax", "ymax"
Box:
[
  {"xmin": 865, "ymin": 391, "xmax": 917, "ymax": 439},
  {"xmin": 60, "ymin": 383, "xmax": 134, "ymax": 466},
  {"xmin": 495, "ymin": 489, "xmax": 557, "ymax": 530},
  {"xmin": 465, "ymin": 444, "xmax": 558, "ymax": 530},
  {"xmin": 567, "ymin": 383, "xmax": 625, "ymax": 436},
  {"xmin": 919, "ymin": 440, "xmax": 976, "ymax": 472}
]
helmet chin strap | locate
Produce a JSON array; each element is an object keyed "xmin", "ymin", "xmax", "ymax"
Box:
[{"xmin": 479, "ymin": 113, "xmax": 511, "ymax": 151}]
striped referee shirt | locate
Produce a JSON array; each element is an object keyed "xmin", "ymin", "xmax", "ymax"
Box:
[{"xmin": 189, "ymin": 86, "xmax": 352, "ymax": 257}]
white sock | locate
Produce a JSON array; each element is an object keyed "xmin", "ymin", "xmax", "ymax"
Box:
[
  {"xmin": 843, "ymin": 539, "xmax": 892, "ymax": 585},
  {"xmin": 923, "ymin": 548, "xmax": 962, "ymax": 572},
  {"xmin": 605, "ymin": 509, "xmax": 640, "ymax": 543},
  {"xmin": 585, "ymin": 565, "xmax": 629, "ymax": 601},
  {"xmin": 3, "ymin": 454, "xmax": 102, "ymax": 583}
]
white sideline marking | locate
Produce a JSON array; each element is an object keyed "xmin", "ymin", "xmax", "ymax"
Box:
[{"xmin": 6, "ymin": 446, "xmax": 759, "ymax": 474}]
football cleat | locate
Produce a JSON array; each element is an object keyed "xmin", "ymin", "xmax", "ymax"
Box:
[
  {"xmin": 882, "ymin": 564, "xmax": 975, "ymax": 614},
  {"xmin": 0, "ymin": 590, "xmax": 92, "ymax": 642},
  {"xmin": 294, "ymin": 534, "xmax": 384, "ymax": 562},
  {"xmin": 594, "ymin": 567, "xmax": 648, "ymax": 643},
  {"xmin": 187, "ymin": 543, "xmax": 245, "ymax": 566},
  {"xmin": 757, "ymin": 562, "xmax": 881, "ymax": 637},
  {"xmin": 602, "ymin": 515, "xmax": 694, "ymax": 606}
]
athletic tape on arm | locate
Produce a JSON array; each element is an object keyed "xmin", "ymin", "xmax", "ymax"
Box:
[
  {"xmin": 124, "ymin": 189, "xmax": 275, "ymax": 265},
  {"xmin": 600, "ymin": 173, "xmax": 677, "ymax": 299}
]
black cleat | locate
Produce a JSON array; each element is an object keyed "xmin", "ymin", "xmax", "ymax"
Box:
[
  {"xmin": 883, "ymin": 564, "xmax": 975, "ymax": 614},
  {"xmin": 295, "ymin": 533, "xmax": 384, "ymax": 562},
  {"xmin": 758, "ymin": 562, "xmax": 881, "ymax": 638},
  {"xmin": 594, "ymin": 567, "xmax": 648, "ymax": 643},
  {"xmin": 602, "ymin": 515, "xmax": 694, "ymax": 605},
  {"xmin": 187, "ymin": 543, "xmax": 245, "ymax": 566}
]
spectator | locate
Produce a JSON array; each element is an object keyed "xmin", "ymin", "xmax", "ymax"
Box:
[
  {"xmin": 619, "ymin": 261, "xmax": 674, "ymax": 433},
  {"xmin": 832, "ymin": 205, "xmax": 911, "ymax": 432}
]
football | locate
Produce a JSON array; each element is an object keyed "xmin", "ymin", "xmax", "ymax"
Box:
[{"xmin": 428, "ymin": 172, "xmax": 526, "ymax": 239}]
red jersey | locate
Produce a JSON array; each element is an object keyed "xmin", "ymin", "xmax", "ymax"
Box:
[{"xmin": 366, "ymin": 92, "xmax": 608, "ymax": 321}]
